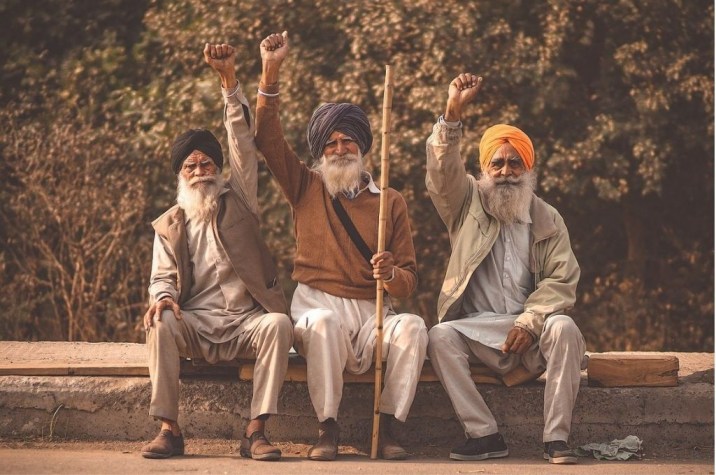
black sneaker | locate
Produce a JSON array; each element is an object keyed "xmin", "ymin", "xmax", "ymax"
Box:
[
  {"xmin": 543, "ymin": 440, "xmax": 578, "ymax": 464},
  {"xmin": 449, "ymin": 433, "xmax": 509, "ymax": 461}
]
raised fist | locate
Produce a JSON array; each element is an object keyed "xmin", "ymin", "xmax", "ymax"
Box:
[
  {"xmin": 260, "ymin": 31, "xmax": 289, "ymax": 64},
  {"xmin": 445, "ymin": 73, "xmax": 482, "ymax": 121},
  {"xmin": 203, "ymin": 43, "xmax": 236, "ymax": 78},
  {"xmin": 448, "ymin": 73, "xmax": 482, "ymax": 108}
]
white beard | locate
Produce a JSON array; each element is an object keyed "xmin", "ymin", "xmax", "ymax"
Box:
[
  {"xmin": 176, "ymin": 174, "xmax": 225, "ymax": 223},
  {"xmin": 314, "ymin": 152, "xmax": 364, "ymax": 198},
  {"xmin": 478, "ymin": 170, "xmax": 536, "ymax": 224}
]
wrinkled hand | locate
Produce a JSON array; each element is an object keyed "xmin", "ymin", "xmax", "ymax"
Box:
[
  {"xmin": 370, "ymin": 251, "xmax": 395, "ymax": 281},
  {"xmin": 445, "ymin": 73, "xmax": 482, "ymax": 122},
  {"xmin": 203, "ymin": 43, "xmax": 236, "ymax": 88},
  {"xmin": 501, "ymin": 326, "xmax": 534, "ymax": 354},
  {"xmin": 260, "ymin": 31, "xmax": 289, "ymax": 65},
  {"xmin": 204, "ymin": 43, "xmax": 235, "ymax": 74},
  {"xmin": 143, "ymin": 296, "xmax": 182, "ymax": 331}
]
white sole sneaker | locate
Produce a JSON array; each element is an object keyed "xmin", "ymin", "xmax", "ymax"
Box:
[{"xmin": 450, "ymin": 449, "xmax": 509, "ymax": 461}]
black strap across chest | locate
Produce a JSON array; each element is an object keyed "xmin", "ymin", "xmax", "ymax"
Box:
[{"xmin": 331, "ymin": 196, "xmax": 373, "ymax": 265}]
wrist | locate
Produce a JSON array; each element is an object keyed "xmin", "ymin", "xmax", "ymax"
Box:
[
  {"xmin": 445, "ymin": 99, "xmax": 462, "ymax": 122},
  {"xmin": 262, "ymin": 60, "xmax": 281, "ymax": 84},
  {"xmin": 220, "ymin": 75, "xmax": 238, "ymax": 90}
]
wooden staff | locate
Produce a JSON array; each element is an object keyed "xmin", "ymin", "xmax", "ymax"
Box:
[{"xmin": 371, "ymin": 64, "xmax": 394, "ymax": 460}]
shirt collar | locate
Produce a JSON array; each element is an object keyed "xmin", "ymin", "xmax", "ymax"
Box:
[{"xmin": 344, "ymin": 171, "xmax": 380, "ymax": 199}]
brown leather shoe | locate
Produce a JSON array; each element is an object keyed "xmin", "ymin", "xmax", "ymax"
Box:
[
  {"xmin": 239, "ymin": 430, "xmax": 281, "ymax": 461},
  {"xmin": 379, "ymin": 414, "xmax": 408, "ymax": 460},
  {"xmin": 141, "ymin": 429, "xmax": 185, "ymax": 459},
  {"xmin": 308, "ymin": 419, "xmax": 340, "ymax": 461},
  {"xmin": 379, "ymin": 432, "xmax": 408, "ymax": 460}
]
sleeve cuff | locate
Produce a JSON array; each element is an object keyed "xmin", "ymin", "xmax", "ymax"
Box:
[
  {"xmin": 514, "ymin": 318, "xmax": 538, "ymax": 340},
  {"xmin": 438, "ymin": 115, "xmax": 462, "ymax": 128},
  {"xmin": 432, "ymin": 120, "xmax": 462, "ymax": 145},
  {"xmin": 222, "ymin": 81, "xmax": 242, "ymax": 100},
  {"xmin": 258, "ymin": 81, "xmax": 280, "ymax": 95},
  {"xmin": 149, "ymin": 287, "xmax": 178, "ymax": 304}
]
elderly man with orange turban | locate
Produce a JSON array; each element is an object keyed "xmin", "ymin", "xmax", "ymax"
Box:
[{"xmin": 425, "ymin": 73, "xmax": 585, "ymax": 464}]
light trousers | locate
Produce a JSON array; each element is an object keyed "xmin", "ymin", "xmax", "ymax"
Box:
[
  {"xmin": 291, "ymin": 284, "xmax": 428, "ymax": 423},
  {"xmin": 147, "ymin": 310, "xmax": 293, "ymax": 422},
  {"xmin": 428, "ymin": 314, "xmax": 585, "ymax": 442}
]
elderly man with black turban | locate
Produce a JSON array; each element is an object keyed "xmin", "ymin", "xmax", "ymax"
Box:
[
  {"xmin": 254, "ymin": 32, "xmax": 428, "ymax": 461},
  {"xmin": 141, "ymin": 43, "xmax": 293, "ymax": 461},
  {"xmin": 425, "ymin": 74, "xmax": 585, "ymax": 464}
]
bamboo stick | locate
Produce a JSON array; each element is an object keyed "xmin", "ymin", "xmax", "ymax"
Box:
[{"xmin": 371, "ymin": 64, "xmax": 394, "ymax": 460}]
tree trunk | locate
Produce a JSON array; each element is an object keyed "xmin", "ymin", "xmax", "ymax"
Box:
[{"xmin": 623, "ymin": 200, "xmax": 647, "ymax": 281}]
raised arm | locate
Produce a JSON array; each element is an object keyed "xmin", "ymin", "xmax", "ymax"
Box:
[
  {"xmin": 425, "ymin": 74, "xmax": 483, "ymax": 233},
  {"xmin": 254, "ymin": 31, "xmax": 314, "ymax": 205},
  {"xmin": 203, "ymin": 43, "xmax": 259, "ymax": 215}
]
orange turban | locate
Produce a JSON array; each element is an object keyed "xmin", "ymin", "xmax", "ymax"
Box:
[{"xmin": 478, "ymin": 124, "xmax": 534, "ymax": 171}]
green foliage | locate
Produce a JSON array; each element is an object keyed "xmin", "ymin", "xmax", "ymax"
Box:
[{"xmin": 0, "ymin": 0, "xmax": 712, "ymax": 350}]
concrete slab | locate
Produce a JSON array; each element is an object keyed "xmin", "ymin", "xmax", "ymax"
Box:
[{"xmin": 0, "ymin": 343, "xmax": 712, "ymax": 454}]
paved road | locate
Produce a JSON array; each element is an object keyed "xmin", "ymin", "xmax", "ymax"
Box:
[{"xmin": 1, "ymin": 446, "xmax": 713, "ymax": 475}]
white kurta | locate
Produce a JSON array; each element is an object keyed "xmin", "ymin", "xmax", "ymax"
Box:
[{"xmin": 443, "ymin": 220, "xmax": 532, "ymax": 349}]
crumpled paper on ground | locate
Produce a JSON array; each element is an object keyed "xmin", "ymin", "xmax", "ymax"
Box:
[{"xmin": 576, "ymin": 435, "xmax": 643, "ymax": 460}]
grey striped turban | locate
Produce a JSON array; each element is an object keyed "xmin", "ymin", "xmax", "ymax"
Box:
[{"xmin": 306, "ymin": 103, "xmax": 373, "ymax": 160}]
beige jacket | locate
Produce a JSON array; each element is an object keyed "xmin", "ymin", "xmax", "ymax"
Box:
[
  {"xmin": 425, "ymin": 122, "xmax": 579, "ymax": 338},
  {"xmin": 149, "ymin": 82, "xmax": 287, "ymax": 315}
]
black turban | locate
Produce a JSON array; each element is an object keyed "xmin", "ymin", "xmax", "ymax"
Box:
[
  {"xmin": 170, "ymin": 129, "xmax": 224, "ymax": 174},
  {"xmin": 306, "ymin": 103, "xmax": 373, "ymax": 160}
]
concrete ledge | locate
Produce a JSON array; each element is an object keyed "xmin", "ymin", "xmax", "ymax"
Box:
[{"xmin": 0, "ymin": 348, "xmax": 712, "ymax": 451}]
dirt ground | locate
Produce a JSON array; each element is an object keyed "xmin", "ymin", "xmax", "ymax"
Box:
[
  {"xmin": 1, "ymin": 436, "xmax": 712, "ymax": 460},
  {"xmin": 0, "ymin": 437, "xmax": 713, "ymax": 475}
]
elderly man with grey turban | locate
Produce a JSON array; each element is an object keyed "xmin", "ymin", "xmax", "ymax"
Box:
[
  {"xmin": 254, "ymin": 32, "xmax": 428, "ymax": 461},
  {"xmin": 425, "ymin": 73, "xmax": 585, "ymax": 464},
  {"xmin": 141, "ymin": 43, "xmax": 293, "ymax": 461}
]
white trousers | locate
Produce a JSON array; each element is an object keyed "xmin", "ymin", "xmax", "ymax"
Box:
[
  {"xmin": 428, "ymin": 314, "xmax": 585, "ymax": 442},
  {"xmin": 147, "ymin": 310, "xmax": 293, "ymax": 422},
  {"xmin": 291, "ymin": 284, "xmax": 428, "ymax": 422}
]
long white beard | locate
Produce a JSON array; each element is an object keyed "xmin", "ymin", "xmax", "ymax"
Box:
[
  {"xmin": 314, "ymin": 152, "xmax": 364, "ymax": 198},
  {"xmin": 176, "ymin": 174, "xmax": 225, "ymax": 223},
  {"xmin": 478, "ymin": 170, "xmax": 536, "ymax": 224}
]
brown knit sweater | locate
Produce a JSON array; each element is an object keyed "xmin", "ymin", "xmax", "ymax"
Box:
[{"xmin": 255, "ymin": 82, "xmax": 417, "ymax": 300}]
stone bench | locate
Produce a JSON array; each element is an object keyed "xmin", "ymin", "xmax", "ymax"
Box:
[{"xmin": 0, "ymin": 342, "xmax": 712, "ymax": 452}]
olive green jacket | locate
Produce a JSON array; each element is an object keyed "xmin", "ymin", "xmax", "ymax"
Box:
[{"xmin": 425, "ymin": 121, "xmax": 579, "ymax": 338}]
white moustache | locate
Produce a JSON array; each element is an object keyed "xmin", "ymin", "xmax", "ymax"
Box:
[
  {"xmin": 326, "ymin": 153, "xmax": 361, "ymax": 166},
  {"xmin": 189, "ymin": 176, "xmax": 216, "ymax": 186},
  {"xmin": 494, "ymin": 176, "xmax": 523, "ymax": 186}
]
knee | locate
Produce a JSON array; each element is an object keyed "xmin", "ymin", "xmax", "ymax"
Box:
[
  {"xmin": 428, "ymin": 323, "xmax": 454, "ymax": 343},
  {"xmin": 260, "ymin": 313, "xmax": 294, "ymax": 347},
  {"xmin": 152, "ymin": 310, "xmax": 179, "ymax": 340},
  {"xmin": 399, "ymin": 313, "xmax": 427, "ymax": 336},
  {"xmin": 428, "ymin": 324, "xmax": 458, "ymax": 355},
  {"xmin": 303, "ymin": 309, "xmax": 340, "ymax": 335},
  {"xmin": 395, "ymin": 314, "xmax": 428, "ymax": 349},
  {"xmin": 543, "ymin": 315, "xmax": 582, "ymax": 343}
]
